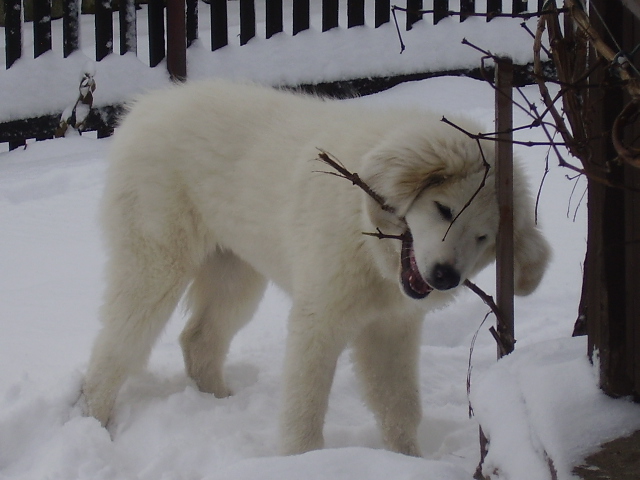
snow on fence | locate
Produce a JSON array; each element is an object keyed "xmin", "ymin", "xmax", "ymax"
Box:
[{"xmin": 1, "ymin": 0, "xmax": 543, "ymax": 146}]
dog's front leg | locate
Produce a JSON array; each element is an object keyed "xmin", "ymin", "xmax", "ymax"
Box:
[
  {"xmin": 352, "ymin": 316, "xmax": 423, "ymax": 457},
  {"xmin": 279, "ymin": 304, "xmax": 349, "ymax": 455}
]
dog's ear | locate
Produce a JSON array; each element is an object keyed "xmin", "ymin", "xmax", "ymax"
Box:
[
  {"xmin": 360, "ymin": 148, "xmax": 446, "ymax": 217},
  {"xmin": 512, "ymin": 183, "xmax": 551, "ymax": 295},
  {"xmin": 513, "ymin": 225, "xmax": 551, "ymax": 295}
]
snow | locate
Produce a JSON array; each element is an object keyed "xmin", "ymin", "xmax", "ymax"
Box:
[{"xmin": 2, "ymin": 2, "xmax": 640, "ymax": 480}]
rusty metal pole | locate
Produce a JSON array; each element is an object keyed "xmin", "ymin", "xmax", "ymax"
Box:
[
  {"xmin": 494, "ymin": 57, "xmax": 515, "ymax": 359},
  {"xmin": 167, "ymin": 0, "xmax": 187, "ymax": 81}
]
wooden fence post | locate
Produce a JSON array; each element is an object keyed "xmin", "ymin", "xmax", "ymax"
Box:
[
  {"xmin": 495, "ymin": 57, "xmax": 515, "ymax": 358},
  {"xmin": 167, "ymin": 0, "xmax": 187, "ymax": 81},
  {"xmin": 475, "ymin": 56, "xmax": 515, "ymax": 480},
  {"xmin": 586, "ymin": 0, "xmax": 640, "ymax": 399}
]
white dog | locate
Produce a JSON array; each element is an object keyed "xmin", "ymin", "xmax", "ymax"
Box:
[{"xmin": 82, "ymin": 80, "xmax": 550, "ymax": 457}]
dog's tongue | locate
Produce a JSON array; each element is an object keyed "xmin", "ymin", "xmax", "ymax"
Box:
[{"xmin": 401, "ymin": 232, "xmax": 433, "ymax": 299}]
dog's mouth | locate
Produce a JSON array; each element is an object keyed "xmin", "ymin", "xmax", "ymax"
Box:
[{"xmin": 400, "ymin": 230, "xmax": 433, "ymax": 300}]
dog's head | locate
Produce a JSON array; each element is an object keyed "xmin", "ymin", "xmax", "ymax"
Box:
[{"xmin": 360, "ymin": 116, "xmax": 550, "ymax": 301}]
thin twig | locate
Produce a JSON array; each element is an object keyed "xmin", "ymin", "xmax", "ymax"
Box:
[
  {"xmin": 316, "ymin": 150, "xmax": 398, "ymax": 215},
  {"xmin": 362, "ymin": 228, "xmax": 407, "ymax": 241},
  {"xmin": 467, "ymin": 311, "xmax": 492, "ymax": 419},
  {"xmin": 464, "ymin": 279, "xmax": 515, "ymax": 355}
]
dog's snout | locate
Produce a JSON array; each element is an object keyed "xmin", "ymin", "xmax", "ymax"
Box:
[{"xmin": 429, "ymin": 264, "xmax": 461, "ymax": 290}]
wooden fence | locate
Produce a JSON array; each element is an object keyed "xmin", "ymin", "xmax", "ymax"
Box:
[{"xmin": 2, "ymin": 0, "xmax": 545, "ymax": 145}]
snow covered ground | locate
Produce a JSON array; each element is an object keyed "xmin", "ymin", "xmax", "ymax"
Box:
[{"xmin": 2, "ymin": 2, "xmax": 640, "ymax": 479}]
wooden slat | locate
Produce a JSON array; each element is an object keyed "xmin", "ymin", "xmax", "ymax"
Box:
[
  {"xmin": 323, "ymin": 0, "xmax": 339, "ymax": 31},
  {"xmin": 348, "ymin": 0, "xmax": 365, "ymax": 28},
  {"xmin": 120, "ymin": 0, "xmax": 138, "ymax": 54},
  {"xmin": 434, "ymin": 0, "xmax": 449, "ymax": 25},
  {"xmin": 512, "ymin": 0, "xmax": 528, "ymax": 15},
  {"xmin": 6, "ymin": 0, "xmax": 22, "ymax": 68},
  {"xmin": 460, "ymin": 0, "xmax": 475, "ymax": 22},
  {"xmin": 148, "ymin": 0, "xmax": 165, "ymax": 67},
  {"xmin": 406, "ymin": 0, "xmax": 422, "ymax": 30},
  {"xmin": 167, "ymin": 0, "xmax": 187, "ymax": 80},
  {"xmin": 210, "ymin": 0, "xmax": 228, "ymax": 50},
  {"xmin": 240, "ymin": 0, "xmax": 256, "ymax": 45},
  {"xmin": 187, "ymin": 0, "xmax": 198, "ymax": 47},
  {"xmin": 292, "ymin": 0, "xmax": 309, "ymax": 35},
  {"xmin": 95, "ymin": 0, "xmax": 113, "ymax": 61},
  {"xmin": 266, "ymin": 0, "xmax": 283, "ymax": 38},
  {"xmin": 63, "ymin": 0, "xmax": 80, "ymax": 58},
  {"xmin": 375, "ymin": 0, "xmax": 390, "ymax": 27},
  {"xmin": 487, "ymin": 0, "xmax": 502, "ymax": 21},
  {"xmin": 33, "ymin": 0, "xmax": 53, "ymax": 58}
]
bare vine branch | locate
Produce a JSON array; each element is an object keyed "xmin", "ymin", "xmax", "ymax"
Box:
[{"xmin": 316, "ymin": 150, "xmax": 398, "ymax": 215}]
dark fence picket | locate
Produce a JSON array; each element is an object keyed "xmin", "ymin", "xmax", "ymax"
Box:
[
  {"xmin": 120, "ymin": 0, "xmax": 138, "ymax": 54},
  {"xmin": 406, "ymin": 0, "xmax": 422, "ymax": 30},
  {"xmin": 513, "ymin": 0, "xmax": 528, "ymax": 14},
  {"xmin": 33, "ymin": 0, "xmax": 53, "ymax": 58},
  {"xmin": 210, "ymin": 0, "xmax": 228, "ymax": 51},
  {"xmin": 487, "ymin": 0, "xmax": 502, "ymax": 20},
  {"xmin": 323, "ymin": 0, "xmax": 339, "ymax": 32},
  {"xmin": 433, "ymin": 0, "xmax": 449, "ymax": 24},
  {"xmin": 348, "ymin": 0, "xmax": 365, "ymax": 28},
  {"xmin": 166, "ymin": 0, "xmax": 186, "ymax": 80},
  {"xmin": 6, "ymin": 0, "xmax": 22, "ymax": 68},
  {"xmin": 63, "ymin": 0, "xmax": 80, "ymax": 57},
  {"xmin": 148, "ymin": 0, "xmax": 166, "ymax": 66},
  {"xmin": 374, "ymin": 0, "xmax": 390, "ymax": 27},
  {"xmin": 460, "ymin": 0, "xmax": 475, "ymax": 21},
  {"xmin": 240, "ymin": 0, "xmax": 256, "ymax": 45},
  {"xmin": 292, "ymin": 0, "xmax": 309, "ymax": 35},
  {"xmin": 266, "ymin": 0, "xmax": 283, "ymax": 39},
  {"xmin": 95, "ymin": 0, "xmax": 113, "ymax": 61},
  {"xmin": 187, "ymin": 0, "xmax": 198, "ymax": 47}
]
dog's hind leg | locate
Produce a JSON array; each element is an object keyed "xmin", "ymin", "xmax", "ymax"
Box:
[
  {"xmin": 180, "ymin": 249, "xmax": 267, "ymax": 397},
  {"xmin": 83, "ymin": 238, "xmax": 193, "ymax": 427},
  {"xmin": 352, "ymin": 317, "xmax": 424, "ymax": 457}
]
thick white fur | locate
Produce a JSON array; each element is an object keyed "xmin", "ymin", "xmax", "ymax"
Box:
[{"xmin": 82, "ymin": 81, "xmax": 550, "ymax": 456}]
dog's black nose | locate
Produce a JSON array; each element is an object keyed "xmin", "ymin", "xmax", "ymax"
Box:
[{"xmin": 429, "ymin": 264, "xmax": 461, "ymax": 290}]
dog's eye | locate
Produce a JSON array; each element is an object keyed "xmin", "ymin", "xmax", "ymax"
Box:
[
  {"xmin": 435, "ymin": 202, "xmax": 453, "ymax": 222},
  {"xmin": 477, "ymin": 235, "xmax": 488, "ymax": 243}
]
